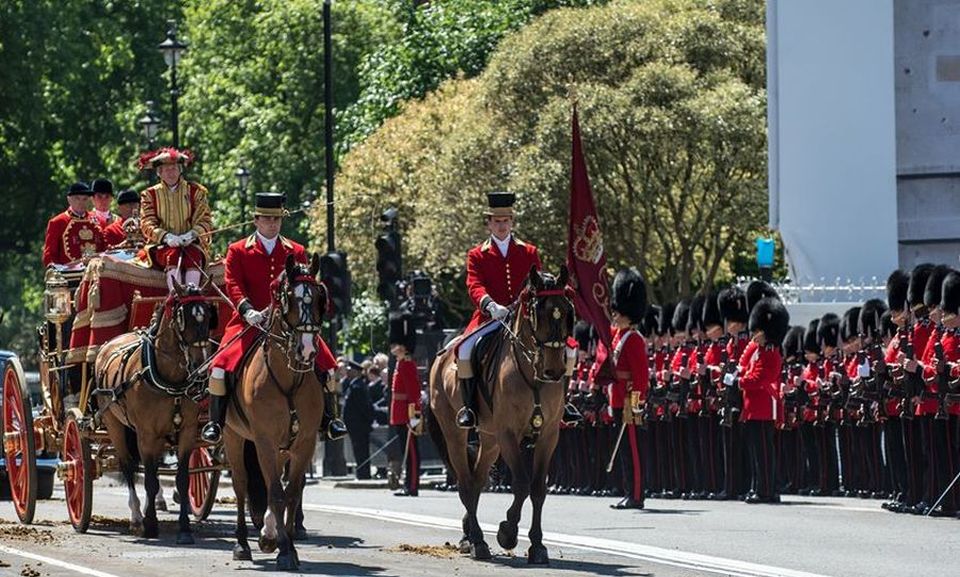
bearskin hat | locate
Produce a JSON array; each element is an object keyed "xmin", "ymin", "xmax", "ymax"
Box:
[
  {"xmin": 573, "ymin": 320, "xmax": 592, "ymax": 351},
  {"xmin": 388, "ymin": 312, "xmax": 417, "ymax": 352},
  {"xmin": 907, "ymin": 263, "xmax": 935, "ymax": 311},
  {"xmin": 672, "ymin": 300, "xmax": 691, "ymax": 335},
  {"xmin": 941, "ymin": 271, "xmax": 960, "ymax": 316},
  {"xmin": 642, "ymin": 304, "xmax": 661, "ymax": 338},
  {"xmin": 748, "ymin": 297, "xmax": 789, "ymax": 345},
  {"xmin": 880, "ymin": 310, "xmax": 896, "ymax": 340},
  {"xmin": 717, "ymin": 286, "xmax": 749, "ymax": 324},
  {"xmin": 701, "ymin": 290, "xmax": 723, "ymax": 330},
  {"xmin": 924, "ymin": 265, "xmax": 952, "ymax": 309},
  {"xmin": 658, "ymin": 302, "xmax": 676, "ymax": 336},
  {"xmin": 746, "ymin": 280, "xmax": 779, "ymax": 310},
  {"xmin": 886, "ymin": 270, "xmax": 909, "ymax": 312},
  {"xmin": 687, "ymin": 294, "xmax": 706, "ymax": 334},
  {"xmin": 803, "ymin": 318, "xmax": 821, "ymax": 355},
  {"xmin": 610, "ymin": 268, "xmax": 647, "ymax": 325},
  {"xmin": 858, "ymin": 298, "xmax": 888, "ymax": 339},
  {"xmin": 840, "ymin": 306, "xmax": 861, "ymax": 343},
  {"xmin": 782, "ymin": 326, "xmax": 806, "ymax": 361},
  {"xmin": 817, "ymin": 313, "xmax": 841, "ymax": 349}
]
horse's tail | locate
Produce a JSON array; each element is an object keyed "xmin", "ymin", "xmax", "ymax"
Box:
[{"xmin": 243, "ymin": 440, "xmax": 268, "ymax": 528}]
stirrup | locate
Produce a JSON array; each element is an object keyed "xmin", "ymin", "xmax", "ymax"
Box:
[
  {"xmin": 456, "ymin": 406, "xmax": 477, "ymax": 429},
  {"xmin": 326, "ymin": 418, "xmax": 348, "ymax": 441},
  {"xmin": 201, "ymin": 422, "xmax": 222, "ymax": 444}
]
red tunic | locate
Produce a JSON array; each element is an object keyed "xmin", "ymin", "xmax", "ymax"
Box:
[
  {"xmin": 211, "ymin": 234, "xmax": 335, "ymax": 373},
  {"xmin": 91, "ymin": 211, "xmax": 119, "ymax": 229},
  {"xmin": 739, "ymin": 344, "xmax": 782, "ymax": 422},
  {"xmin": 917, "ymin": 326, "xmax": 943, "ymax": 416},
  {"xmin": 609, "ymin": 326, "xmax": 649, "ymax": 410},
  {"xmin": 102, "ymin": 219, "xmax": 127, "ymax": 248},
  {"xmin": 390, "ymin": 358, "xmax": 421, "ymax": 426},
  {"xmin": 465, "ymin": 236, "xmax": 541, "ymax": 332},
  {"xmin": 921, "ymin": 327, "xmax": 960, "ymax": 416},
  {"xmin": 42, "ymin": 210, "xmax": 105, "ymax": 267},
  {"xmin": 801, "ymin": 361, "xmax": 820, "ymax": 422}
]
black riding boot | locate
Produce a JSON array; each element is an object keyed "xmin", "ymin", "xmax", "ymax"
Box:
[
  {"xmin": 322, "ymin": 392, "xmax": 348, "ymax": 441},
  {"xmin": 457, "ymin": 377, "xmax": 477, "ymax": 429},
  {"xmin": 201, "ymin": 394, "xmax": 228, "ymax": 444}
]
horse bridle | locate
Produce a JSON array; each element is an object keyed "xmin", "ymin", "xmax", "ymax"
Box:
[
  {"xmin": 512, "ymin": 286, "xmax": 575, "ymax": 383},
  {"xmin": 270, "ymin": 271, "xmax": 325, "ymax": 372},
  {"xmin": 169, "ymin": 294, "xmax": 214, "ymax": 378}
]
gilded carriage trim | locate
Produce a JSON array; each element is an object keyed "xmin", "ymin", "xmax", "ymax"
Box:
[
  {"xmin": 84, "ymin": 345, "xmax": 101, "ymax": 364},
  {"xmin": 72, "ymin": 306, "xmax": 93, "ymax": 330},
  {"xmin": 90, "ymin": 304, "xmax": 129, "ymax": 329},
  {"xmin": 64, "ymin": 347, "xmax": 88, "ymax": 365}
]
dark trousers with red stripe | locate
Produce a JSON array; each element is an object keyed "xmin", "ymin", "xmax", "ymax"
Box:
[
  {"xmin": 883, "ymin": 417, "xmax": 909, "ymax": 499},
  {"xmin": 393, "ymin": 425, "xmax": 419, "ymax": 495},
  {"xmin": 744, "ymin": 420, "xmax": 776, "ymax": 499},
  {"xmin": 721, "ymin": 419, "xmax": 745, "ymax": 497},
  {"xmin": 799, "ymin": 421, "xmax": 820, "ymax": 491},
  {"xmin": 902, "ymin": 416, "xmax": 924, "ymax": 505},
  {"xmin": 614, "ymin": 410, "xmax": 643, "ymax": 503}
]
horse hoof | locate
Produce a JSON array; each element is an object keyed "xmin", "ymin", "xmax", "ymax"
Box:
[
  {"xmin": 141, "ymin": 518, "xmax": 159, "ymax": 539},
  {"xmin": 458, "ymin": 538, "xmax": 472, "ymax": 554},
  {"xmin": 276, "ymin": 552, "xmax": 299, "ymax": 571},
  {"xmin": 294, "ymin": 525, "xmax": 308, "ymax": 541},
  {"xmin": 129, "ymin": 521, "xmax": 142, "ymax": 534},
  {"xmin": 259, "ymin": 535, "xmax": 278, "ymax": 554},
  {"xmin": 527, "ymin": 544, "xmax": 550, "ymax": 565},
  {"xmin": 176, "ymin": 532, "xmax": 195, "ymax": 545},
  {"xmin": 233, "ymin": 544, "xmax": 252, "ymax": 561},
  {"xmin": 471, "ymin": 541, "xmax": 492, "ymax": 560},
  {"xmin": 497, "ymin": 521, "xmax": 518, "ymax": 551}
]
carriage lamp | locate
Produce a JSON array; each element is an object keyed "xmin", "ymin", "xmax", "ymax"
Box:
[{"xmin": 44, "ymin": 270, "xmax": 73, "ymax": 324}]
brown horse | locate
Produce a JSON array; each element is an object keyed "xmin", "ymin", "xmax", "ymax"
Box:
[
  {"xmin": 223, "ymin": 254, "xmax": 326, "ymax": 570},
  {"xmin": 429, "ymin": 266, "xmax": 574, "ymax": 564},
  {"xmin": 95, "ymin": 282, "xmax": 218, "ymax": 543}
]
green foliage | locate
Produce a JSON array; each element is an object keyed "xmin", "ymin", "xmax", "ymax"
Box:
[
  {"xmin": 338, "ymin": 288, "xmax": 388, "ymax": 356},
  {"xmin": 325, "ymin": 0, "xmax": 768, "ymax": 320}
]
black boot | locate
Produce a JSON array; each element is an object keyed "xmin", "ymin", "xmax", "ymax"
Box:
[
  {"xmin": 322, "ymin": 392, "xmax": 348, "ymax": 441},
  {"xmin": 202, "ymin": 394, "xmax": 227, "ymax": 444},
  {"xmin": 456, "ymin": 377, "xmax": 477, "ymax": 429}
]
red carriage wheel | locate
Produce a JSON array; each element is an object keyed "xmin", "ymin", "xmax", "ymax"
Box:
[
  {"xmin": 61, "ymin": 409, "xmax": 93, "ymax": 533},
  {"xmin": 2, "ymin": 359, "xmax": 37, "ymax": 524},
  {"xmin": 188, "ymin": 446, "xmax": 220, "ymax": 520}
]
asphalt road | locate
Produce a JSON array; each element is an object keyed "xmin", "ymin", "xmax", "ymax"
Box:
[{"xmin": 0, "ymin": 478, "xmax": 956, "ymax": 577}]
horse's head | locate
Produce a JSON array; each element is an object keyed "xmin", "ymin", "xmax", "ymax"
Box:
[
  {"xmin": 518, "ymin": 265, "xmax": 575, "ymax": 382},
  {"xmin": 169, "ymin": 281, "xmax": 218, "ymax": 371},
  {"xmin": 272, "ymin": 253, "xmax": 326, "ymax": 364}
]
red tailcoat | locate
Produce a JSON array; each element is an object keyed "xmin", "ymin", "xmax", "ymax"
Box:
[
  {"xmin": 609, "ymin": 326, "xmax": 649, "ymax": 410},
  {"xmin": 465, "ymin": 236, "xmax": 541, "ymax": 332},
  {"xmin": 102, "ymin": 219, "xmax": 127, "ymax": 248},
  {"xmin": 918, "ymin": 325, "xmax": 943, "ymax": 416},
  {"xmin": 390, "ymin": 358, "xmax": 421, "ymax": 426},
  {"xmin": 42, "ymin": 210, "xmax": 105, "ymax": 267},
  {"xmin": 211, "ymin": 234, "xmax": 335, "ymax": 373},
  {"xmin": 739, "ymin": 344, "xmax": 782, "ymax": 422},
  {"xmin": 921, "ymin": 327, "xmax": 960, "ymax": 416}
]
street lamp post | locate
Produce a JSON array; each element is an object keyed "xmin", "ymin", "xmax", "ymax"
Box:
[
  {"xmin": 158, "ymin": 20, "xmax": 188, "ymax": 148},
  {"xmin": 235, "ymin": 166, "xmax": 251, "ymax": 223},
  {"xmin": 138, "ymin": 100, "xmax": 161, "ymax": 150}
]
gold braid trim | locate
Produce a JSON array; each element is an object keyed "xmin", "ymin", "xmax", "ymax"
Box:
[
  {"xmin": 64, "ymin": 347, "xmax": 88, "ymax": 365},
  {"xmin": 73, "ymin": 305, "xmax": 93, "ymax": 330},
  {"xmin": 90, "ymin": 304, "xmax": 129, "ymax": 329}
]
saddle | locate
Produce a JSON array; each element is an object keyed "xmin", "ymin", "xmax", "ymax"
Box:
[{"xmin": 472, "ymin": 325, "xmax": 505, "ymax": 412}]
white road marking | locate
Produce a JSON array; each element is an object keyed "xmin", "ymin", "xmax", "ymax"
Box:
[
  {"xmin": 0, "ymin": 544, "xmax": 124, "ymax": 577},
  {"xmin": 303, "ymin": 503, "xmax": 834, "ymax": 577}
]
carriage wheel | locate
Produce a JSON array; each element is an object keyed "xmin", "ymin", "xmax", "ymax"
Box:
[
  {"xmin": 3, "ymin": 360, "xmax": 37, "ymax": 524},
  {"xmin": 61, "ymin": 409, "xmax": 93, "ymax": 533},
  {"xmin": 188, "ymin": 446, "xmax": 220, "ymax": 520}
]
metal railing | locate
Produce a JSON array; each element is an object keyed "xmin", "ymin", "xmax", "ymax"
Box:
[{"xmin": 735, "ymin": 276, "xmax": 886, "ymax": 305}]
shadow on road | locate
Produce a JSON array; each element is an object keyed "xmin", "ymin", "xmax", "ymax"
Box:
[
  {"xmin": 492, "ymin": 554, "xmax": 650, "ymax": 576},
  {"xmin": 236, "ymin": 560, "xmax": 394, "ymax": 576}
]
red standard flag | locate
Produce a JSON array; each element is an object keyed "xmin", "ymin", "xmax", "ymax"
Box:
[{"xmin": 566, "ymin": 106, "xmax": 611, "ymax": 348}]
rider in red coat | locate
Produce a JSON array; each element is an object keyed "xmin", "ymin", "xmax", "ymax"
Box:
[
  {"xmin": 42, "ymin": 182, "xmax": 105, "ymax": 267},
  {"xmin": 455, "ymin": 192, "xmax": 542, "ymax": 429},
  {"xmin": 202, "ymin": 193, "xmax": 341, "ymax": 443},
  {"xmin": 390, "ymin": 313, "xmax": 422, "ymax": 497}
]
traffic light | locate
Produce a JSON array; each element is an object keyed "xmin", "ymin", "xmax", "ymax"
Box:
[
  {"xmin": 375, "ymin": 209, "xmax": 402, "ymax": 303},
  {"xmin": 320, "ymin": 251, "xmax": 351, "ymax": 318}
]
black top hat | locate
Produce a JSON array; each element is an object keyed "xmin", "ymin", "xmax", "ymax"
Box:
[
  {"xmin": 66, "ymin": 181, "xmax": 92, "ymax": 197},
  {"xmin": 254, "ymin": 193, "xmax": 287, "ymax": 217},
  {"xmin": 116, "ymin": 188, "xmax": 139, "ymax": 205},
  {"xmin": 91, "ymin": 178, "xmax": 113, "ymax": 196},
  {"xmin": 484, "ymin": 191, "xmax": 516, "ymax": 217}
]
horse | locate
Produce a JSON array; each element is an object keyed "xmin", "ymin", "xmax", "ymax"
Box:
[
  {"xmin": 95, "ymin": 281, "xmax": 218, "ymax": 543},
  {"xmin": 428, "ymin": 265, "xmax": 575, "ymax": 564},
  {"xmin": 223, "ymin": 253, "xmax": 327, "ymax": 570}
]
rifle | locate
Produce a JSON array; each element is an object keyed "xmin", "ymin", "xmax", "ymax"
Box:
[
  {"xmin": 669, "ymin": 344, "xmax": 694, "ymax": 420},
  {"xmin": 780, "ymin": 360, "xmax": 806, "ymax": 430},
  {"xmin": 719, "ymin": 347, "xmax": 741, "ymax": 428},
  {"xmin": 932, "ymin": 340, "xmax": 950, "ymax": 421},
  {"xmin": 892, "ymin": 325, "xmax": 918, "ymax": 420}
]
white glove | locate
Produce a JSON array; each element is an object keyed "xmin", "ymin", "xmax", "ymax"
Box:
[
  {"xmin": 243, "ymin": 309, "xmax": 265, "ymax": 327},
  {"xmin": 164, "ymin": 233, "xmax": 182, "ymax": 248},
  {"xmin": 857, "ymin": 360, "xmax": 871, "ymax": 378},
  {"xmin": 179, "ymin": 230, "xmax": 198, "ymax": 245},
  {"xmin": 723, "ymin": 371, "xmax": 738, "ymax": 387},
  {"xmin": 485, "ymin": 301, "xmax": 509, "ymax": 320}
]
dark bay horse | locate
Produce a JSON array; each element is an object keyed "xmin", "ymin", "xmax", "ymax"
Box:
[
  {"xmin": 223, "ymin": 254, "xmax": 326, "ymax": 570},
  {"xmin": 95, "ymin": 282, "xmax": 217, "ymax": 543},
  {"xmin": 429, "ymin": 266, "xmax": 575, "ymax": 564}
]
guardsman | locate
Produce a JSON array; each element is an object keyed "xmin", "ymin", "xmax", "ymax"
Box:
[
  {"xmin": 799, "ymin": 319, "xmax": 823, "ymax": 495},
  {"xmin": 42, "ymin": 182, "xmax": 105, "ymax": 267},
  {"xmin": 608, "ymin": 268, "xmax": 649, "ymax": 510},
  {"xmin": 102, "ymin": 188, "xmax": 141, "ymax": 248},
  {"xmin": 90, "ymin": 178, "xmax": 119, "ymax": 229},
  {"xmin": 740, "ymin": 297, "xmax": 788, "ymax": 504},
  {"xmin": 779, "ymin": 325, "xmax": 806, "ymax": 494},
  {"xmin": 202, "ymin": 193, "xmax": 344, "ymax": 443},
  {"xmin": 816, "ymin": 313, "xmax": 843, "ymax": 495},
  {"xmin": 456, "ymin": 191, "xmax": 542, "ymax": 429},
  {"xmin": 716, "ymin": 286, "xmax": 749, "ymax": 500},
  {"xmin": 929, "ymin": 270, "xmax": 960, "ymax": 515},
  {"xmin": 136, "ymin": 147, "xmax": 212, "ymax": 291},
  {"xmin": 837, "ymin": 307, "xmax": 861, "ymax": 496},
  {"xmin": 856, "ymin": 298, "xmax": 888, "ymax": 498},
  {"xmin": 881, "ymin": 270, "xmax": 911, "ymax": 511},
  {"xmin": 699, "ymin": 292, "xmax": 725, "ymax": 498},
  {"xmin": 389, "ymin": 313, "xmax": 422, "ymax": 497}
]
